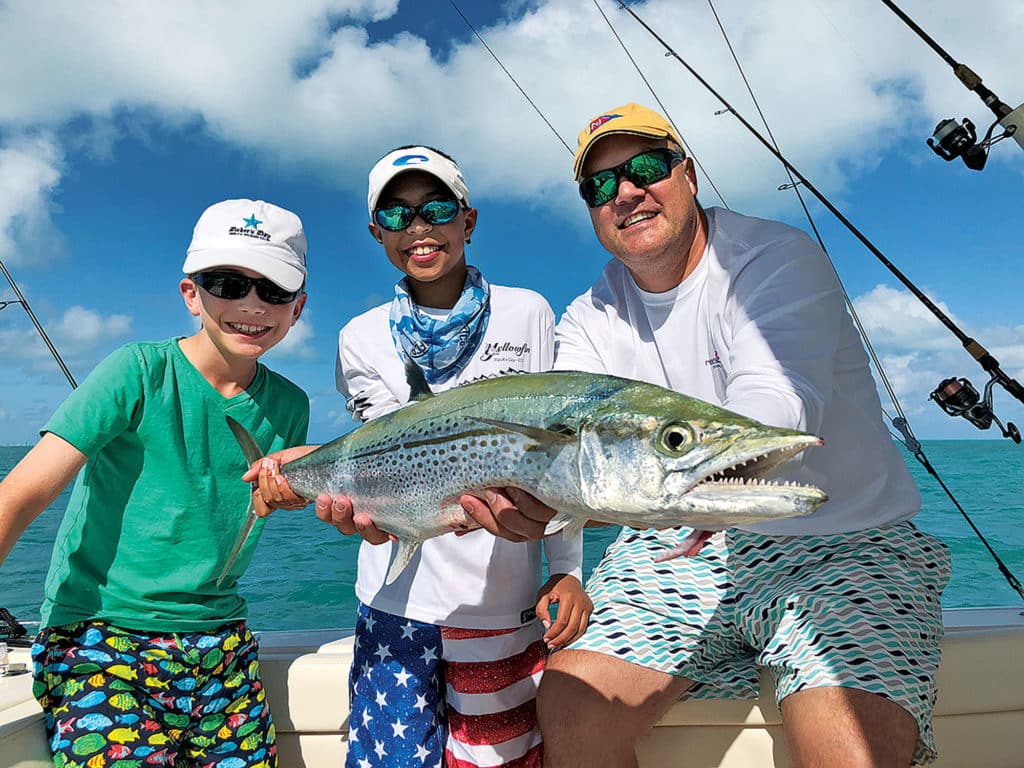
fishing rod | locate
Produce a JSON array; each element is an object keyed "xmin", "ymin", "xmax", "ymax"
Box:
[
  {"xmin": 880, "ymin": 0, "xmax": 1024, "ymax": 171},
  {"xmin": 0, "ymin": 257, "xmax": 77, "ymax": 389},
  {"xmin": 613, "ymin": 0, "xmax": 1022, "ymax": 443}
]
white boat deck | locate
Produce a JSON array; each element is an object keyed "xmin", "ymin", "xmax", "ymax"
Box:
[{"xmin": 3, "ymin": 606, "xmax": 1023, "ymax": 767}]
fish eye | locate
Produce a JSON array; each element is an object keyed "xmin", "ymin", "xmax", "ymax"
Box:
[{"xmin": 657, "ymin": 422, "xmax": 696, "ymax": 455}]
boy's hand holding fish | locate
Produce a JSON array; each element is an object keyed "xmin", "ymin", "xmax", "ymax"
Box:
[
  {"xmin": 536, "ymin": 573, "xmax": 592, "ymax": 649},
  {"xmin": 244, "ymin": 454, "xmax": 392, "ymax": 545}
]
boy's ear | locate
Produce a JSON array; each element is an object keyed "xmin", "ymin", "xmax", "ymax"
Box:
[
  {"xmin": 289, "ymin": 292, "xmax": 308, "ymax": 325},
  {"xmin": 463, "ymin": 207, "xmax": 478, "ymax": 243},
  {"xmin": 368, "ymin": 222, "xmax": 384, "ymax": 244},
  {"xmin": 180, "ymin": 278, "xmax": 202, "ymax": 317}
]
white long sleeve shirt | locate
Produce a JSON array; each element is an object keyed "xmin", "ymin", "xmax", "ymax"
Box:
[
  {"xmin": 555, "ymin": 207, "xmax": 920, "ymax": 535},
  {"xmin": 337, "ymin": 284, "xmax": 583, "ymax": 628}
]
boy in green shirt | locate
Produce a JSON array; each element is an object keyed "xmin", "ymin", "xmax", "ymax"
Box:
[{"xmin": 0, "ymin": 198, "xmax": 310, "ymax": 767}]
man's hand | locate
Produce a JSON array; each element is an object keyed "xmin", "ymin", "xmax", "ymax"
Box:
[
  {"xmin": 458, "ymin": 487, "xmax": 555, "ymax": 542},
  {"xmin": 313, "ymin": 493, "xmax": 392, "ymax": 545}
]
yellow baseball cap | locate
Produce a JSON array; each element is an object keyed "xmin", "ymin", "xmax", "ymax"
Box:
[{"xmin": 572, "ymin": 103, "xmax": 684, "ymax": 180}]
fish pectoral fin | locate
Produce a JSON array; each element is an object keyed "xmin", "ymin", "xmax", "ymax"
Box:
[
  {"xmin": 403, "ymin": 357, "xmax": 434, "ymax": 401},
  {"xmin": 652, "ymin": 529, "xmax": 714, "ymax": 563},
  {"xmin": 473, "ymin": 418, "xmax": 574, "ymax": 449},
  {"xmin": 543, "ymin": 512, "xmax": 586, "ymax": 539},
  {"xmin": 385, "ymin": 539, "xmax": 423, "ymax": 585}
]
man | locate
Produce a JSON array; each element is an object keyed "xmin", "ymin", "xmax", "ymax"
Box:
[{"xmin": 459, "ymin": 103, "xmax": 951, "ymax": 768}]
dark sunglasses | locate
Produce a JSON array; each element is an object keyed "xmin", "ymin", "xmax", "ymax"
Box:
[
  {"xmin": 578, "ymin": 148, "xmax": 685, "ymax": 208},
  {"xmin": 374, "ymin": 198, "xmax": 462, "ymax": 232},
  {"xmin": 192, "ymin": 270, "xmax": 301, "ymax": 305}
]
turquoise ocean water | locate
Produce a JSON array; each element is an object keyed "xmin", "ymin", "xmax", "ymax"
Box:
[{"xmin": 2, "ymin": 441, "xmax": 1022, "ymax": 632}]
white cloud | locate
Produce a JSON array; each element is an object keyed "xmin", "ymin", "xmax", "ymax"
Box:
[
  {"xmin": 0, "ymin": 0, "xmax": 1020, "ymax": 220},
  {"xmin": 0, "ymin": 305, "xmax": 131, "ymax": 374},
  {"xmin": 50, "ymin": 306, "xmax": 132, "ymax": 346},
  {"xmin": 0, "ymin": 1, "xmax": 399, "ymax": 126},
  {"xmin": 852, "ymin": 284, "xmax": 1024, "ymax": 433},
  {"xmin": 265, "ymin": 309, "xmax": 317, "ymax": 361},
  {"xmin": 853, "ymin": 283, "xmax": 960, "ymax": 353},
  {"xmin": 0, "ymin": 135, "xmax": 64, "ymax": 267},
  {"xmin": 1, "ymin": 0, "xmax": 1020, "ymax": 442}
]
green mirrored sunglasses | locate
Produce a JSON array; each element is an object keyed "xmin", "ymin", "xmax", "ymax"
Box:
[{"xmin": 578, "ymin": 148, "xmax": 685, "ymax": 208}]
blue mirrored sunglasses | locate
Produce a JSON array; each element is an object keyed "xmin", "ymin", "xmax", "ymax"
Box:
[{"xmin": 374, "ymin": 198, "xmax": 462, "ymax": 231}]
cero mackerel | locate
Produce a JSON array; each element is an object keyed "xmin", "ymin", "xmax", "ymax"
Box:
[{"xmin": 227, "ymin": 366, "xmax": 827, "ymax": 585}]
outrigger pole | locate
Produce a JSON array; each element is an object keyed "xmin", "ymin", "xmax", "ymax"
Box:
[
  {"xmin": 0, "ymin": 257, "xmax": 77, "ymax": 389},
  {"xmin": 613, "ymin": 1, "xmax": 1024, "ymax": 417}
]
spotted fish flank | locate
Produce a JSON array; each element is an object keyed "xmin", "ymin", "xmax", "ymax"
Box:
[{"xmin": 225, "ymin": 363, "xmax": 828, "ymax": 585}]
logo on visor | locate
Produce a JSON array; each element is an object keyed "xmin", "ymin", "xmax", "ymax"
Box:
[
  {"xmin": 589, "ymin": 114, "xmax": 623, "ymax": 134},
  {"xmin": 393, "ymin": 154, "xmax": 431, "ymax": 167}
]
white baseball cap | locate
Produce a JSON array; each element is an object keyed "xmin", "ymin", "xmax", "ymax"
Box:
[
  {"xmin": 367, "ymin": 146, "xmax": 471, "ymax": 216},
  {"xmin": 182, "ymin": 199, "xmax": 307, "ymax": 291}
]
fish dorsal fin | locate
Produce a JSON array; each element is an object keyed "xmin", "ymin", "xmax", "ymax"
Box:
[
  {"xmin": 404, "ymin": 358, "xmax": 433, "ymax": 402},
  {"xmin": 225, "ymin": 415, "xmax": 265, "ymax": 465},
  {"xmin": 385, "ymin": 539, "xmax": 423, "ymax": 585},
  {"xmin": 473, "ymin": 418, "xmax": 574, "ymax": 449}
]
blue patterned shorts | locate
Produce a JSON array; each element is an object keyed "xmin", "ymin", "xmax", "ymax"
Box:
[
  {"xmin": 32, "ymin": 620, "xmax": 276, "ymax": 767},
  {"xmin": 569, "ymin": 522, "xmax": 950, "ymax": 765}
]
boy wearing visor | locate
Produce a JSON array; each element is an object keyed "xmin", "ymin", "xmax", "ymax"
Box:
[
  {"xmin": 254, "ymin": 146, "xmax": 592, "ymax": 768},
  {"xmin": 344, "ymin": 145, "xmax": 590, "ymax": 768},
  {"xmin": 0, "ymin": 198, "xmax": 310, "ymax": 767}
]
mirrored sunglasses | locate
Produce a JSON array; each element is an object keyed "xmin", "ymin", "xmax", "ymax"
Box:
[
  {"xmin": 578, "ymin": 148, "xmax": 685, "ymax": 208},
  {"xmin": 192, "ymin": 270, "xmax": 300, "ymax": 305},
  {"xmin": 374, "ymin": 198, "xmax": 462, "ymax": 232}
]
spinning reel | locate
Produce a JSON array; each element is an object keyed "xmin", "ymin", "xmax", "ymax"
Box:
[
  {"xmin": 927, "ymin": 106, "xmax": 1023, "ymax": 171},
  {"xmin": 930, "ymin": 375, "xmax": 1021, "ymax": 443}
]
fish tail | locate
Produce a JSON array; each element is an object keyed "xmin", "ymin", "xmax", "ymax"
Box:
[
  {"xmin": 225, "ymin": 415, "xmax": 265, "ymax": 466},
  {"xmin": 216, "ymin": 417, "xmax": 264, "ymax": 589}
]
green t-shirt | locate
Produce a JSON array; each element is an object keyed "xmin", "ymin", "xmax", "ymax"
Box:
[{"xmin": 40, "ymin": 338, "xmax": 309, "ymax": 632}]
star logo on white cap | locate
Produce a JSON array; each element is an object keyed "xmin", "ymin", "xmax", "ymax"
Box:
[{"xmin": 243, "ymin": 214, "xmax": 262, "ymax": 230}]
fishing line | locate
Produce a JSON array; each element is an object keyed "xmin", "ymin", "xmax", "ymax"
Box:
[
  {"xmin": 446, "ymin": 0, "xmax": 572, "ymax": 154},
  {"xmin": 591, "ymin": 0, "xmax": 729, "ymax": 209},
  {"xmin": 0, "ymin": 257, "xmax": 77, "ymax": 389},
  {"xmin": 612, "ymin": 0, "xmax": 1024, "ymax": 422},
  {"xmin": 448, "ymin": 0, "xmax": 733, "ymax": 210},
  {"xmin": 702, "ymin": 0, "xmax": 916, "ymax": 446},
  {"xmin": 447, "ymin": 0, "xmax": 1020, "ymax": 595},
  {"xmin": 705, "ymin": 0, "xmax": 1022, "ymax": 603},
  {"xmin": 613, "ymin": 1, "xmax": 1023, "ymax": 600}
]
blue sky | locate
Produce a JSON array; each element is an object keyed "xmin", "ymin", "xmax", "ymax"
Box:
[{"xmin": 1, "ymin": 0, "xmax": 1022, "ymax": 445}]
